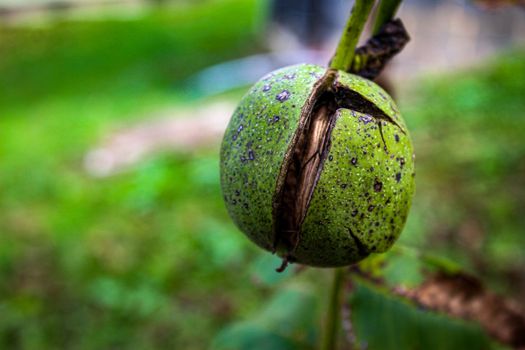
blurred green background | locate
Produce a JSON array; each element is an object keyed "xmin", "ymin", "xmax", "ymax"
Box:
[{"xmin": 0, "ymin": 0, "xmax": 524, "ymax": 348}]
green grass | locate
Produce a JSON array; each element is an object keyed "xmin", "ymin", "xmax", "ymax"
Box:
[{"xmin": 0, "ymin": 2, "xmax": 524, "ymax": 347}]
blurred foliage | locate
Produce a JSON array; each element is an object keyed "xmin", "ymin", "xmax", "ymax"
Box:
[
  {"xmin": 349, "ymin": 279, "xmax": 491, "ymax": 350},
  {"xmin": 0, "ymin": 0, "xmax": 264, "ymax": 108},
  {"xmin": 0, "ymin": 0, "xmax": 524, "ymax": 348},
  {"xmin": 212, "ymin": 285, "xmax": 319, "ymax": 350},
  {"xmin": 0, "ymin": 1, "xmax": 272, "ymax": 349},
  {"xmin": 399, "ymin": 50, "xmax": 525, "ymax": 300}
]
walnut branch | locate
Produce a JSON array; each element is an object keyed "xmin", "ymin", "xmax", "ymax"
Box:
[{"xmin": 349, "ymin": 18, "xmax": 410, "ymax": 80}]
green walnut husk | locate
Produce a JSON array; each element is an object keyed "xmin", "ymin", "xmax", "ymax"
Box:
[{"xmin": 220, "ymin": 63, "xmax": 415, "ymax": 268}]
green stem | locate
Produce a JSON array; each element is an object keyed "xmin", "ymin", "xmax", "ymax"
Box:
[
  {"xmin": 322, "ymin": 268, "xmax": 346, "ymax": 350},
  {"xmin": 330, "ymin": 0, "xmax": 375, "ymax": 72},
  {"xmin": 372, "ymin": 0, "xmax": 403, "ymax": 35}
]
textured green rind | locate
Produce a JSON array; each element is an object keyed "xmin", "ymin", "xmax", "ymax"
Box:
[
  {"xmin": 220, "ymin": 64, "xmax": 325, "ymax": 251},
  {"xmin": 297, "ymin": 108, "xmax": 415, "ymax": 267}
]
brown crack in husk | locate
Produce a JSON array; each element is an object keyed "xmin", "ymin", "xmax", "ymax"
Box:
[
  {"xmin": 272, "ymin": 69, "xmax": 338, "ymax": 272},
  {"xmin": 333, "ymin": 82, "xmax": 405, "ymax": 133}
]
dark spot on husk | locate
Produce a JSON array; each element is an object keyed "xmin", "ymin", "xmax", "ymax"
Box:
[
  {"xmin": 394, "ymin": 134, "xmax": 400, "ymax": 142},
  {"xmin": 368, "ymin": 205, "xmax": 375, "ymax": 212},
  {"xmin": 358, "ymin": 115, "xmax": 374, "ymax": 124},
  {"xmin": 374, "ymin": 179, "xmax": 383, "ymax": 192},
  {"xmin": 395, "ymin": 172, "xmax": 402, "ymax": 182},
  {"xmin": 263, "ymin": 84, "xmax": 271, "ymax": 92},
  {"xmin": 276, "ymin": 90, "xmax": 290, "ymax": 102},
  {"xmin": 351, "ymin": 157, "xmax": 358, "ymax": 165}
]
